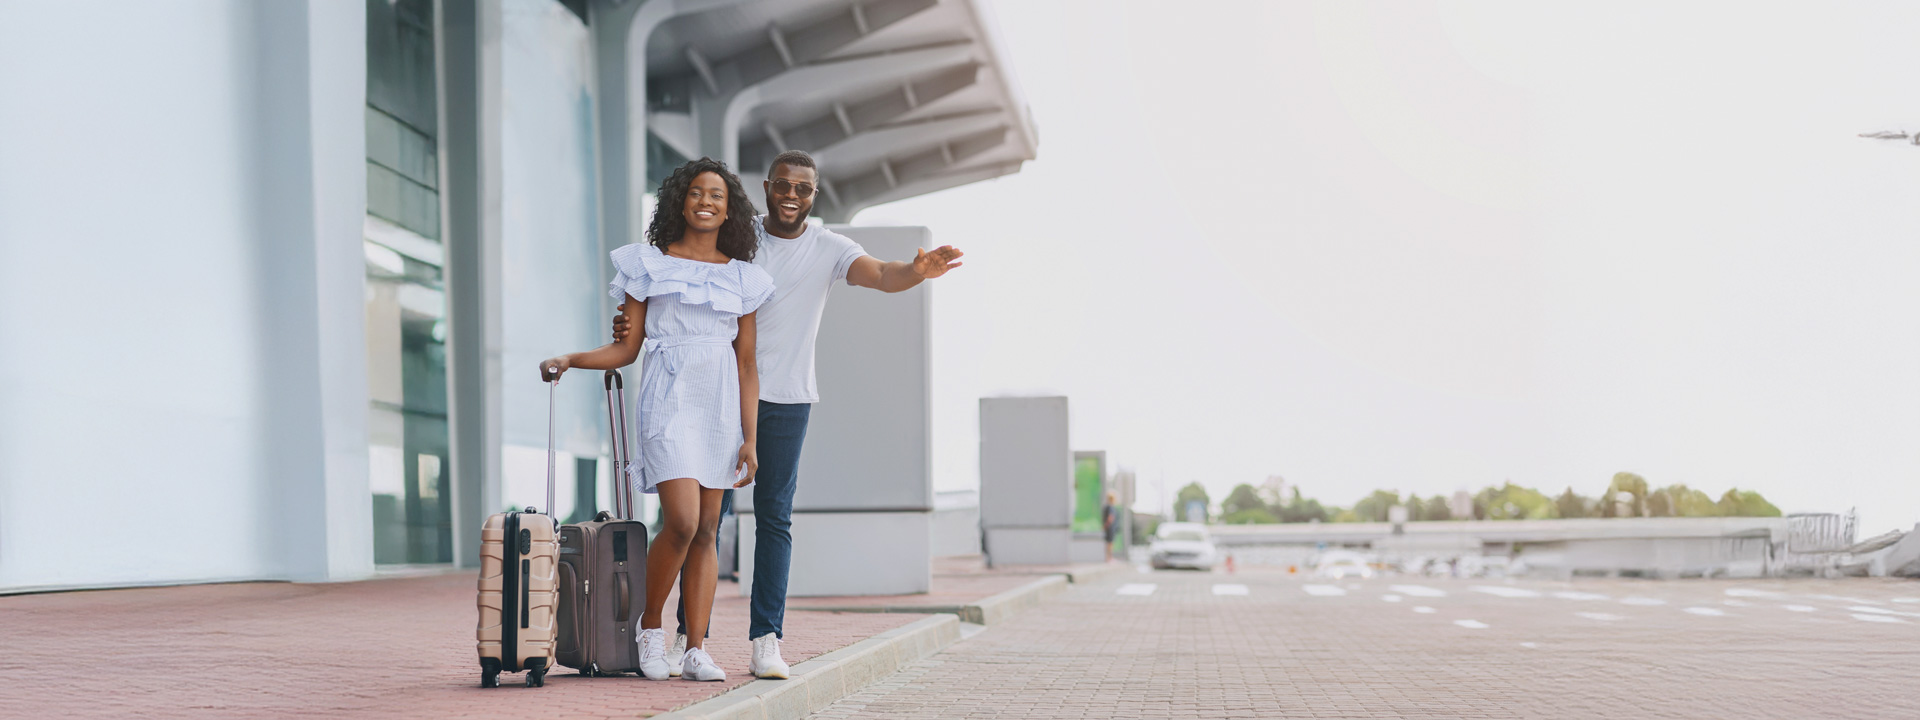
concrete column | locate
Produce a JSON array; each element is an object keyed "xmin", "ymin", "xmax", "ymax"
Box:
[
  {"xmin": 442, "ymin": 0, "xmax": 506, "ymax": 567},
  {"xmin": 249, "ymin": 0, "xmax": 374, "ymax": 583},
  {"xmin": 979, "ymin": 396, "xmax": 1072, "ymax": 566}
]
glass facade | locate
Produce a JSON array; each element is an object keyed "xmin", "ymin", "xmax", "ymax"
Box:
[{"xmin": 366, "ymin": 0, "xmax": 451, "ymax": 565}]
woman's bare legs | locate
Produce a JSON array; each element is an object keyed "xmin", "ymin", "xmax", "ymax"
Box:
[
  {"xmin": 641, "ymin": 478, "xmax": 702, "ymax": 630},
  {"xmin": 678, "ymin": 486, "xmax": 728, "ymax": 650}
]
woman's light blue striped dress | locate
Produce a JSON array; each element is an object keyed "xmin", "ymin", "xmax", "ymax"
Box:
[{"xmin": 608, "ymin": 243, "xmax": 775, "ymax": 493}]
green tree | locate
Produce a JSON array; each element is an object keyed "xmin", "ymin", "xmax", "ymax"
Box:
[
  {"xmin": 1405, "ymin": 494, "xmax": 1424, "ymax": 521},
  {"xmin": 1221, "ymin": 483, "xmax": 1265, "ymax": 517},
  {"xmin": 1351, "ymin": 490, "xmax": 1403, "ymax": 523},
  {"xmin": 1476, "ymin": 483, "xmax": 1558, "ymax": 520},
  {"xmin": 1220, "ymin": 507, "xmax": 1279, "ymax": 524},
  {"xmin": 1275, "ymin": 487, "xmax": 1331, "ymax": 523},
  {"xmin": 1717, "ymin": 488, "xmax": 1782, "ymax": 517},
  {"xmin": 1332, "ymin": 507, "xmax": 1361, "ymax": 523},
  {"xmin": 1421, "ymin": 495, "xmax": 1452, "ymax": 521},
  {"xmin": 1663, "ymin": 484, "xmax": 1720, "ymax": 517},
  {"xmin": 1554, "ymin": 487, "xmax": 1593, "ymax": 519},
  {"xmin": 1602, "ymin": 472, "xmax": 1649, "ymax": 518},
  {"xmin": 1175, "ymin": 482, "xmax": 1211, "ymax": 522}
]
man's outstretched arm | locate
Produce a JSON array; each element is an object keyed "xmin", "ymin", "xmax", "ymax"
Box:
[{"xmin": 845, "ymin": 245, "xmax": 964, "ymax": 293}]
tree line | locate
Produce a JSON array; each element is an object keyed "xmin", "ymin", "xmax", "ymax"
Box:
[{"xmin": 1175, "ymin": 472, "xmax": 1781, "ymax": 525}]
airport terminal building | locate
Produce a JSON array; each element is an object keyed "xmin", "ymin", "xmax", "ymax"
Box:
[{"xmin": 0, "ymin": 0, "xmax": 1035, "ymax": 592}]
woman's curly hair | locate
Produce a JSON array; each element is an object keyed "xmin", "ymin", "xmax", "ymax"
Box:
[{"xmin": 647, "ymin": 157, "xmax": 760, "ymax": 261}]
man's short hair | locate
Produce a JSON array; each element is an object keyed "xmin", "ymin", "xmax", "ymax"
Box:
[{"xmin": 769, "ymin": 150, "xmax": 817, "ymax": 178}]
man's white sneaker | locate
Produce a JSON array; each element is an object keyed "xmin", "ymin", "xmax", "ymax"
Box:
[
  {"xmin": 749, "ymin": 633, "xmax": 789, "ymax": 679},
  {"xmin": 637, "ymin": 628, "xmax": 671, "ymax": 680},
  {"xmin": 681, "ymin": 647, "xmax": 726, "ymax": 682},
  {"xmin": 667, "ymin": 633, "xmax": 687, "ymax": 677}
]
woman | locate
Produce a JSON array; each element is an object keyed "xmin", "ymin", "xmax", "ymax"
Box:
[{"xmin": 540, "ymin": 157, "xmax": 774, "ymax": 682}]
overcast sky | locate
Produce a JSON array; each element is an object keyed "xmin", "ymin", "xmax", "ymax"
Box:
[{"xmin": 853, "ymin": 0, "xmax": 1920, "ymax": 535}]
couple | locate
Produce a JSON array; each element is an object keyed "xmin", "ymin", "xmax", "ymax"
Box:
[{"xmin": 539, "ymin": 151, "xmax": 962, "ymax": 682}]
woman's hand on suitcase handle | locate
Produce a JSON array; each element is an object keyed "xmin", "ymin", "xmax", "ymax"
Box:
[
  {"xmin": 540, "ymin": 355, "xmax": 572, "ymax": 382},
  {"xmin": 734, "ymin": 441, "xmax": 758, "ymax": 488}
]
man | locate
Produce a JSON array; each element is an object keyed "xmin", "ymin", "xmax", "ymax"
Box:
[{"xmin": 614, "ymin": 150, "xmax": 962, "ymax": 678}]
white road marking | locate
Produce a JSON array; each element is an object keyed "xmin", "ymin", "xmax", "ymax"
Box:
[
  {"xmin": 1781, "ymin": 605, "xmax": 1817, "ymax": 612},
  {"xmin": 1620, "ymin": 597, "xmax": 1667, "ymax": 606},
  {"xmin": 1391, "ymin": 585, "xmax": 1447, "ymax": 597},
  {"xmin": 1212, "ymin": 584, "xmax": 1250, "ymax": 596},
  {"xmin": 1454, "ymin": 619, "xmax": 1489, "ymax": 629},
  {"xmin": 1725, "ymin": 588, "xmax": 1785, "ymax": 598},
  {"xmin": 1847, "ymin": 606, "xmax": 1920, "ymax": 618},
  {"xmin": 1381, "ymin": 594, "xmax": 1403, "ymax": 603},
  {"xmin": 1551, "ymin": 591, "xmax": 1609, "ymax": 601},
  {"xmin": 1472, "ymin": 586, "xmax": 1542, "ymax": 598},
  {"xmin": 1519, "ymin": 642, "xmax": 1539, "ymax": 649},
  {"xmin": 1684, "ymin": 607, "xmax": 1727, "ymax": 616},
  {"xmin": 1413, "ymin": 606, "xmax": 1437, "ymax": 614},
  {"xmin": 1893, "ymin": 597, "xmax": 1920, "ymax": 604},
  {"xmin": 1116, "ymin": 583, "xmax": 1157, "ymax": 596},
  {"xmin": 1723, "ymin": 599, "xmax": 1753, "ymax": 607},
  {"xmin": 1810, "ymin": 594, "xmax": 1880, "ymax": 605},
  {"xmin": 1576, "ymin": 612, "xmax": 1625, "ymax": 621},
  {"xmin": 1852, "ymin": 613, "xmax": 1907, "ymax": 624},
  {"xmin": 1302, "ymin": 584, "xmax": 1346, "ymax": 596}
]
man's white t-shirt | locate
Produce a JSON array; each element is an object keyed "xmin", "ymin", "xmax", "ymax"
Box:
[{"xmin": 750, "ymin": 217, "xmax": 867, "ymax": 404}]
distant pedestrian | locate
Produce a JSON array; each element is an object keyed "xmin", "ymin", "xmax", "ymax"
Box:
[{"xmin": 1103, "ymin": 493, "xmax": 1119, "ymax": 562}]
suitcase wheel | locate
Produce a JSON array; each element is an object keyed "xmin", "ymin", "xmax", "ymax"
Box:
[
  {"xmin": 479, "ymin": 658, "xmax": 501, "ymax": 688},
  {"xmin": 526, "ymin": 665, "xmax": 547, "ymax": 688}
]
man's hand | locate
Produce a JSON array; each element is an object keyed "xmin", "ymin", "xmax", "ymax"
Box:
[
  {"xmin": 911, "ymin": 245, "xmax": 964, "ymax": 279},
  {"xmin": 612, "ymin": 303, "xmax": 632, "ymax": 343}
]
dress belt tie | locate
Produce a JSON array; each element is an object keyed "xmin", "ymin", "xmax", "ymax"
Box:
[{"xmin": 643, "ymin": 337, "xmax": 733, "ymax": 374}]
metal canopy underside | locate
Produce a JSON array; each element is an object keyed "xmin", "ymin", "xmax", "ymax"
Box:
[{"xmin": 643, "ymin": 0, "xmax": 1036, "ymax": 222}]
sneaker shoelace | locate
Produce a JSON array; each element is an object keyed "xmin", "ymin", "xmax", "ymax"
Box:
[
  {"xmin": 686, "ymin": 647, "xmax": 715, "ymax": 671},
  {"xmin": 755, "ymin": 637, "xmax": 781, "ymax": 661},
  {"xmin": 639, "ymin": 631, "xmax": 666, "ymax": 662}
]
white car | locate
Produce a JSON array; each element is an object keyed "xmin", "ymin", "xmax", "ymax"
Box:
[
  {"xmin": 1149, "ymin": 522, "xmax": 1218, "ymax": 570},
  {"xmin": 1313, "ymin": 549, "xmax": 1376, "ymax": 579}
]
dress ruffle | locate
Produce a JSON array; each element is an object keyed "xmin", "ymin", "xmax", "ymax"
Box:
[{"xmin": 607, "ymin": 243, "xmax": 775, "ymax": 315}]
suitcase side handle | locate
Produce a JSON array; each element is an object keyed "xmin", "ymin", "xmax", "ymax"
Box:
[{"xmin": 615, "ymin": 572, "xmax": 632, "ymax": 622}]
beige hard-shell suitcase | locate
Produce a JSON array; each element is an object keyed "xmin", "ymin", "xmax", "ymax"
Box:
[{"xmin": 475, "ymin": 380, "xmax": 564, "ymax": 688}]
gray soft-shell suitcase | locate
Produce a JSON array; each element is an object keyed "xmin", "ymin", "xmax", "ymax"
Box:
[
  {"xmin": 556, "ymin": 370, "xmax": 651, "ymax": 675},
  {"xmin": 476, "ymin": 379, "xmax": 564, "ymax": 688}
]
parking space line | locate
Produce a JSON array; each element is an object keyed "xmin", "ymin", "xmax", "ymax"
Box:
[
  {"xmin": 1454, "ymin": 619, "xmax": 1489, "ymax": 629},
  {"xmin": 1390, "ymin": 585, "xmax": 1446, "ymax": 597},
  {"xmin": 1302, "ymin": 584, "xmax": 1346, "ymax": 596},
  {"xmin": 1212, "ymin": 584, "xmax": 1249, "ymax": 596},
  {"xmin": 1116, "ymin": 583, "xmax": 1156, "ymax": 596}
]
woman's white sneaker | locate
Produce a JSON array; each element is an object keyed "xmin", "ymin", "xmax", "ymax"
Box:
[
  {"xmin": 681, "ymin": 647, "xmax": 727, "ymax": 682},
  {"xmin": 749, "ymin": 633, "xmax": 789, "ymax": 679},
  {"xmin": 667, "ymin": 633, "xmax": 687, "ymax": 677},
  {"xmin": 637, "ymin": 628, "xmax": 672, "ymax": 680}
]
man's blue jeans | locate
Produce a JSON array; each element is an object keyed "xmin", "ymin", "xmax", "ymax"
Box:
[{"xmin": 676, "ymin": 400, "xmax": 810, "ymax": 639}]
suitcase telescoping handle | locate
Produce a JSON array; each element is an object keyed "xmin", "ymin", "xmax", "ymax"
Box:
[
  {"xmin": 542, "ymin": 377, "xmax": 557, "ymax": 517},
  {"xmin": 604, "ymin": 369, "xmax": 634, "ymax": 521}
]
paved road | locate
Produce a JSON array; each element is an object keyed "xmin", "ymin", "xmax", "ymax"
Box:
[{"xmin": 809, "ymin": 569, "xmax": 1920, "ymax": 719}]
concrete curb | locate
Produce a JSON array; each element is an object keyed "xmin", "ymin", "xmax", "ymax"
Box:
[
  {"xmin": 651, "ymin": 614, "xmax": 961, "ymax": 720},
  {"xmin": 1062, "ymin": 562, "xmax": 1128, "ymax": 585},
  {"xmin": 958, "ymin": 575, "xmax": 1067, "ymax": 625}
]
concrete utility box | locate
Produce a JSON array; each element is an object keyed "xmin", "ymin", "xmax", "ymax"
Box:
[
  {"xmin": 979, "ymin": 396, "xmax": 1072, "ymax": 566},
  {"xmin": 735, "ymin": 225, "xmax": 933, "ymax": 597}
]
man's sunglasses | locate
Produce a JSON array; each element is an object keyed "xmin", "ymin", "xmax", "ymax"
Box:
[{"xmin": 769, "ymin": 178, "xmax": 815, "ymax": 198}]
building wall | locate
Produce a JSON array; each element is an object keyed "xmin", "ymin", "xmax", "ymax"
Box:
[{"xmin": 0, "ymin": 0, "xmax": 370, "ymax": 590}]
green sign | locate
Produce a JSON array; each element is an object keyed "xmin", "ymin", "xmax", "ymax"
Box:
[{"xmin": 1073, "ymin": 455, "xmax": 1103, "ymax": 535}]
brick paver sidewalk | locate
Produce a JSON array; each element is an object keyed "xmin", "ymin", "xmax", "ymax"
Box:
[
  {"xmin": 0, "ymin": 573, "xmax": 923, "ymax": 719},
  {"xmin": 811, "ymin": 570, "xmax": 1920, "ymax": 719}
]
